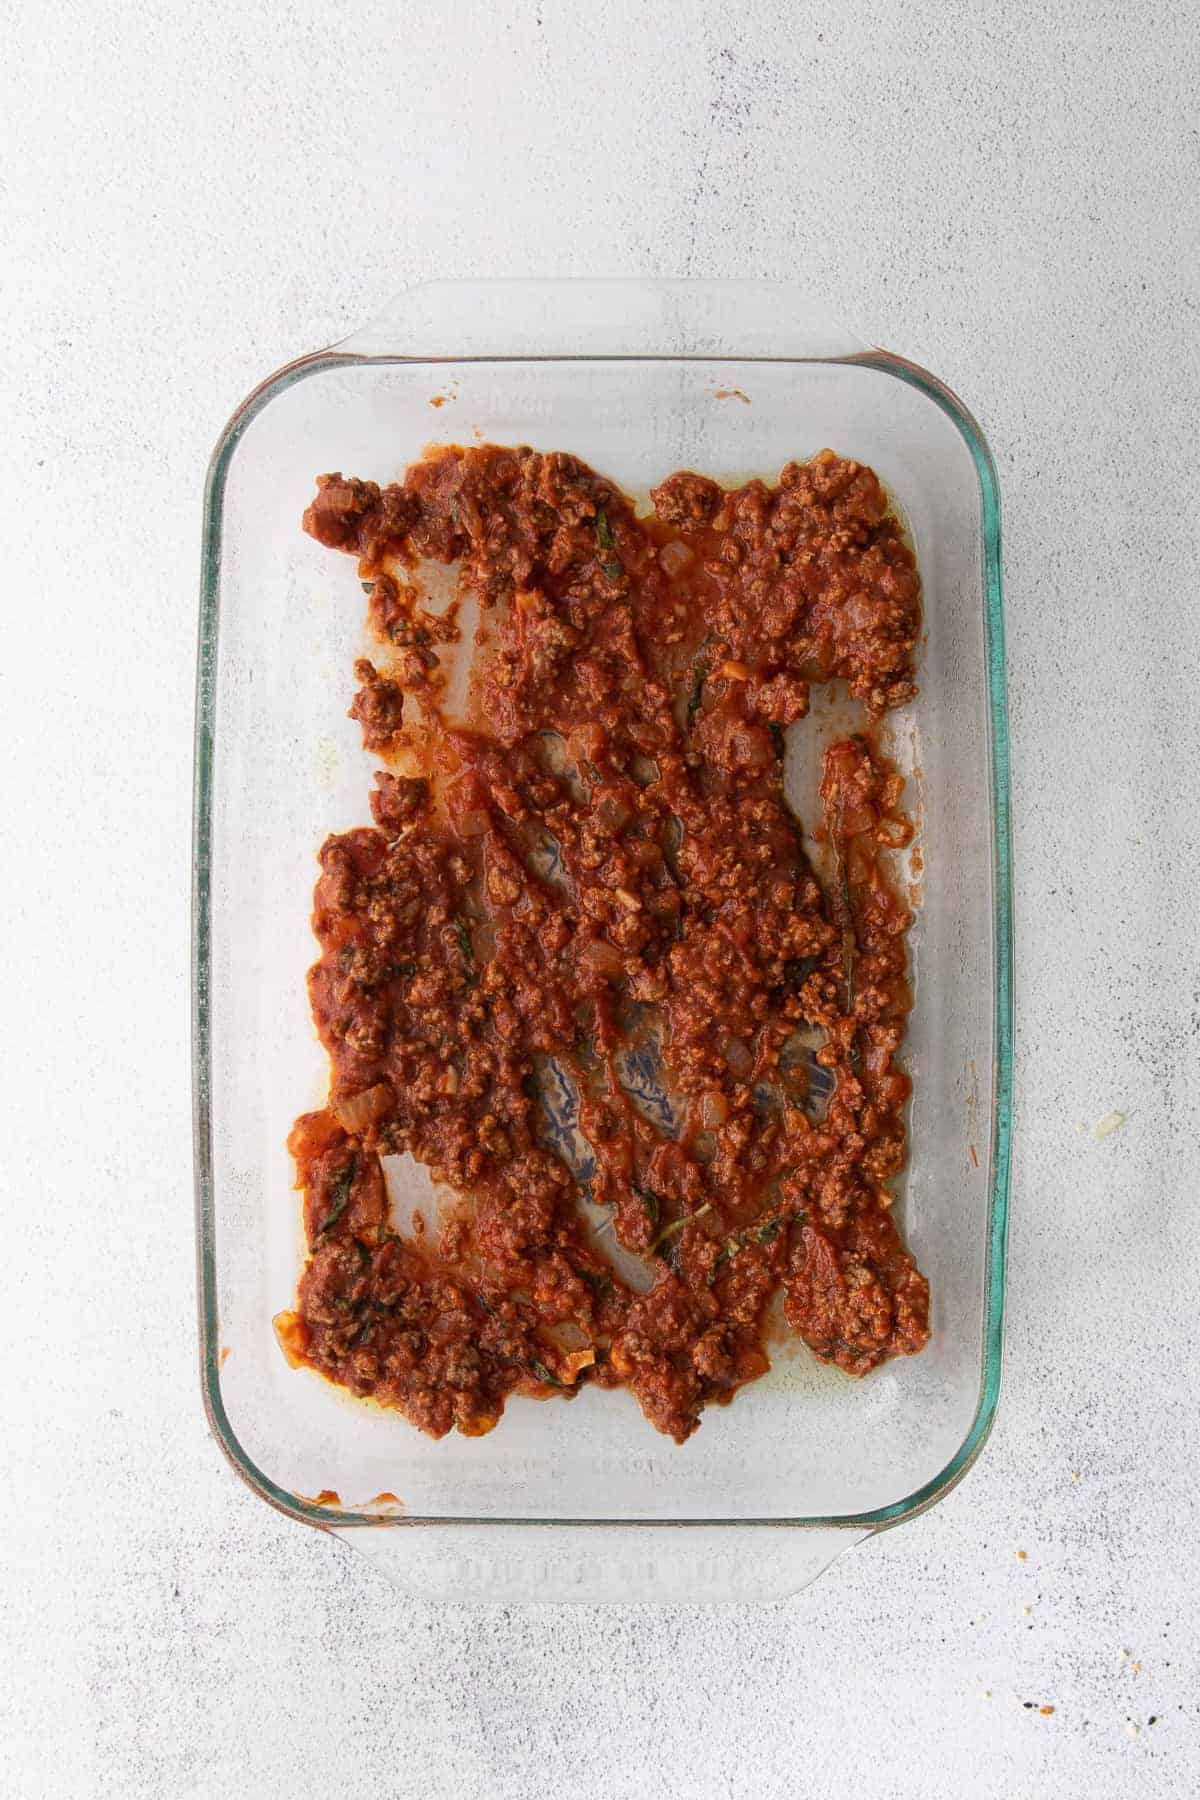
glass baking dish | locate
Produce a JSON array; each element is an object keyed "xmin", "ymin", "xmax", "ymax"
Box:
[{"xmin": 193, "ymin": 279, "xmax": 1012, "ymax": 1602}]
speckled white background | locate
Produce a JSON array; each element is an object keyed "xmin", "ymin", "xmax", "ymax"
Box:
[{"xmin": 3, "ymin": 1, "xmax": 1199, "ymax": 1794}]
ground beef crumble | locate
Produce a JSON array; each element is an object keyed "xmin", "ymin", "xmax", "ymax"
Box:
[{"xmin": 277, "ymin": 444, "xmax": 929, "ymax": 1443}]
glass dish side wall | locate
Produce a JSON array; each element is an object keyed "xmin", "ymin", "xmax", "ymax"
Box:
[{"xmin": 194, "ymin": 283, "xmax": 1010, "ymax": 1541}]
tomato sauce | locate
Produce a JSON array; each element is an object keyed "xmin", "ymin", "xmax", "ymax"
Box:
[{"xmin": 276, "ymin": 445, "xmax": 929, "ymax": 1442}]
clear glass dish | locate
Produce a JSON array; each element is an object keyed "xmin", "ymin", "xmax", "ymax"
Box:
[{"xmin": 193, "ymin": 280, "xmax": 1012, "ymax": 1601}]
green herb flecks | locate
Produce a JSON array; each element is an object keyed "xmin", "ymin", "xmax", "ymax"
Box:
[
  {"xmin": 579, "ymin": 1266, "xmax": 614, "ymax": 1302},
  {"xmin": 349, "ymin": 1313, "xmax": 377, "ymax": 1349},
  {"xmin": 318, "ymin": 1155, "xmax": 357, "ymax": 1237},
  {"xmin": 631, "ymin": 1181, "xmax": 662, "ymax": 1234},
  {"xmin": 707, "ymin": 1235, "xmax": 740, "ymax": 1284},
  {"xmin": 659, "ymin": 1237, "xmax": 685, "ymax": 1277},
  {"xmin": 650, "ymin": 1202, "xmax": 713, "ymax": 1257},
  {"xmin": 529, "ymin": 1358, "xmax": 565, "ymax": 1388},
  {"xmin": 707, "ymin": 1212, "xmax": 793, "ymax": 1283},
  {"xmin": 652, "ymin": 1201, "xmax": 716, "ymax": 1279},
  {"xmin": 595, "ymin": 506, "xmax": 623, "ymax": 580},
  {"xmin": 453, "ymin": 916, "xmax": 475, "ymax": 970},
  {"xmin": 685, "ymin": 634, "xmax": 718, "ymax": 731}
]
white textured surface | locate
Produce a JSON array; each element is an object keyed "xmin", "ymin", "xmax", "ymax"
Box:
[{"xmin": 2, "ymin": 2, "xmax": 1198, "ymax": 1795}]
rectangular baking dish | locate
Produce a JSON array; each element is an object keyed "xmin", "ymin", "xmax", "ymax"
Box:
[{"xmin": 193, "ymin": 279, "xmax": 1012, "ymax": 1601}]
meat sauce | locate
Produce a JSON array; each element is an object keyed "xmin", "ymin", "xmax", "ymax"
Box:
[{"xmin": 275, "ymin": 444, "xmax": 930, "ymax": 1443}]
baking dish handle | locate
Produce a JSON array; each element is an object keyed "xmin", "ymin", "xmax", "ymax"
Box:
[
  {"xmin": 335, "ymin": 278, "xmax": 870, "ymax": 363},
  {"xmin": 330, "ymin": 1522, "xmax": 868, "ymax": 1604}
]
